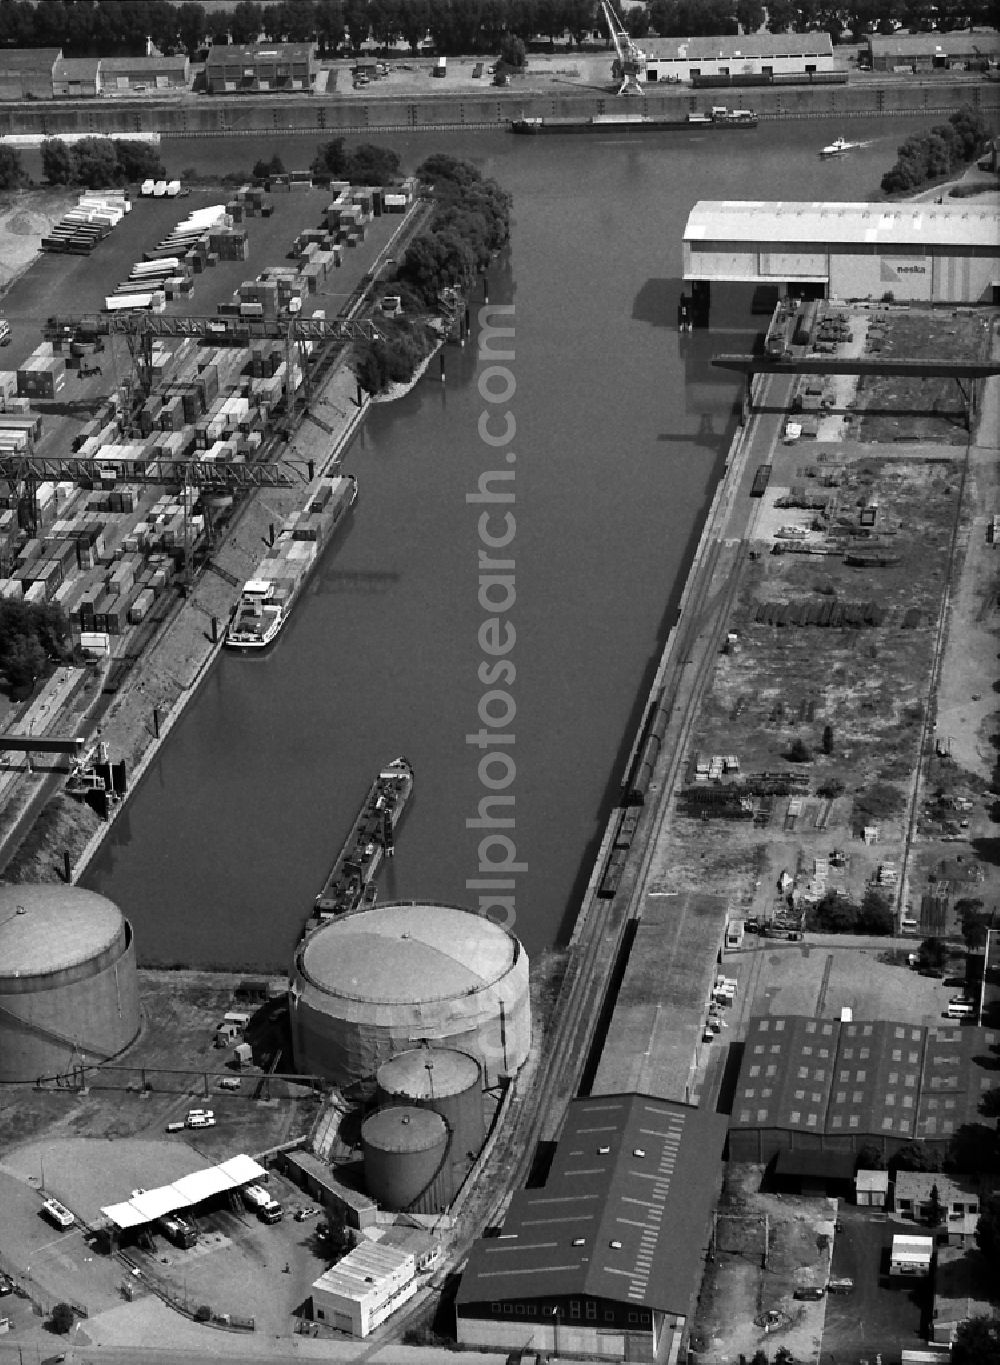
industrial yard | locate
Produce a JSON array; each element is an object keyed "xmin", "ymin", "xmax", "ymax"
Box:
[{"xmin": 0, "ymin": 94, "xmax": 998, "ymax": 1361}]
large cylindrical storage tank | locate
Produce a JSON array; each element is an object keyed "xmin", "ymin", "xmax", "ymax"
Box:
[
  {"xmin": 289, "ymin": 900, "xmax": 530, "ymax": 1087},
  {"xmin": 377, "ymin": 1046, "xmax": 484, "ymax": 1171},
  {"xmin": 0, "ymin": 884, "xmax": 141, "ymax": 1084},
  {"xmin": 361, "ymin": 1105, "xmax": 452, "ymax": 1213}
]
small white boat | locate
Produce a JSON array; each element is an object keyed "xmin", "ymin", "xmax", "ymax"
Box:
[{"xmin": 820, "ymin": 136, "xmax": 852, "ymax": 158}]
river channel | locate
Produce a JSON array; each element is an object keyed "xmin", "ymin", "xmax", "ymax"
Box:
[{"xmin": 83, "ymin": 115, "xmax": 933, "ymax": 970}]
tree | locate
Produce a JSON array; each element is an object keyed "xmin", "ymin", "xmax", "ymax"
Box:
[
  {"xmin": 397, "ymin": 0, "xmax": 430, "ymax": 52},
  {"xmin": 811, "ymin": 890, "xmax": 859, "ymax": 934},
  {"xmin": 975, "ymin": 1193, "xmax": 1000, "ymax": 1265},
  {"xmin": 345, "ymin": 143, "xmax": 401, "ymax": 185},
  {"xmin": 499, "ymin": 33, "xmax": 528, "ymax": 68},
  {"xmin": 0, "ymin": 145, "xmax": 27, "ymax": 191},
  {"xmin": 229, "ymin": 1, "xmax": 264, "ymax": 44},
  {"xmin": 917, "ymin": 936, "xmax": 947, "ymax": 975},
  {"xmin": 71, "ymin": 137, "xmax": 123, "ymax": 188},
  {"xmin": 310, "ymin": 137, "xmax": 348, "ymax": 178},
  {"xmin": 787, "ymin": 737, "xmax": 812, "ymax": 763},
  {"xmin": 981, "ymin": 1088, "xmax": 1000, "ymax": 1120},
  {"xmin": 177, "ymin": 2, "xmax": 208, "ymax": 55},
  {"xmin": 952, "ymin": 1318, "xmax": 1000, "ymax": 1365},
  {"xmin": 42, "ymin": 138, "xmax": 74, "ymax": 185},
  {"xmin": 817, "ymin": 777, "xmax": 845, "ymax": 798},
  {"xmin": 822, "ymin": 724, "xmax": 834, "ymax": 755},
  {"xmin": 736, "ymin": 0, "xmax": 766, "ymax": 30},
  {"xmin": 253, "ymin": 154, "xmax": 285, "ymax": 179},
  {"xmin": 925, "ymin": 1182, "xmax": 946, "ymax": 1228},
  {"xmin": 113, "ymin": 140, "xmax": 165, "ymax": 183},
  {"xmin": 51, "ymin": 1302, "xmax": 74, "ymax": 1334},
  {"xmin": 891, "ymin": 1141, "xmax": 937, "ymax": 1173},
  {"xmin": 857, "ymin": 887, "xmax": 894, "ymax": 935},
  {"xmin": 315, "ymin": 0, "xmax": 346, "ymax": 55},
  {"xmin": 855, "ymin": 1143, "xmax": 885, "ymax": 1170}
]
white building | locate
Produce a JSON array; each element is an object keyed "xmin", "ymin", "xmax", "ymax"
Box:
[
  {"xmin": 643, "ymin": 33, "xmax": 835, "ymax": 83},
  {"xmin": 311, "ymin": 1242, "xmax": 418, "ymax": 1338},
  {"xmin": 683, "ymin": 201, "xmax": 1000, "ymax": 305},
  {"xmin": 889, "ymin": 1233, "xmax": 933, "ymax": 1277}
]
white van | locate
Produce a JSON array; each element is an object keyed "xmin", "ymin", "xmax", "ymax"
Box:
[
  {"xmin": 41, "ymin": 1198, "xmax": 75, "ymax": 1229},
  {"xmin": 946, "ymin": 1002, "xmax": 975, "ymax": 1019}
]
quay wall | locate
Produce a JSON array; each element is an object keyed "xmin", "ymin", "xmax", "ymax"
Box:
[{"xmin": 0, "ymin": 79, "xmax": 996, "ymax": 140}]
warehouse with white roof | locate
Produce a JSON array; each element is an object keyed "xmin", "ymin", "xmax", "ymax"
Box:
[{"xmin": 683, "ymin": 200, "xmax": 1000, "ymax": 304}]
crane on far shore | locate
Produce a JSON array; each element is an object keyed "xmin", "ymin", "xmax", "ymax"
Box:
[{"xmin": 600, "ymin": 0, "xmax": 647, "ymax": 96}]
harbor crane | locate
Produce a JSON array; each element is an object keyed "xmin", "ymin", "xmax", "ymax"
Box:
[
  {"xmin": 600, "ymin": 0, "xmax": 647, "ymax": 96},
  {"xmin": 43, "ymin": 311, "xmax": 385, "ymax": 428}
]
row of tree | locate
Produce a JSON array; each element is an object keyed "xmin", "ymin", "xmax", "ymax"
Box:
[
  {"xmin": 881, "ymin": 105, "xmax": 992, "ymax": 194},
  {"xmin": 41, "ymin": 137, "xmax": 166, "ymax": 188},
  {"xmin": 0, "ymin": 601, "xmax": 73, "ymax": 698},
  {"xmin": 0, "ymin": 0, "xmax": 992, "ymax": 62},
  {"xmin": 352, "ymin": 153, "xmax": 511, "ymax": 394}
]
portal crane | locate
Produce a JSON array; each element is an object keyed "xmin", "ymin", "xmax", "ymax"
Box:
[
  {"xmin": 43, "ymin": 311, "xmax": 385, "ymax": 424},
  {"xmin": 599, "ymin": 0, "xmax": 647, "ymax": 96}
]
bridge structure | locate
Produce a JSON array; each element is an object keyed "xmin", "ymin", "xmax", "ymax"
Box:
[{"xmin": 711, "ymin": 353, "xmax": 1000, "ymax": 428}]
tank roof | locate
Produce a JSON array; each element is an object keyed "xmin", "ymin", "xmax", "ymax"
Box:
[
  {"xmin": 362, "ymin": 1105, "xmax": 448, "ymax": 1152},
  {"xmin": 377, "ymin": 1047, "xmax": 481, "ymax": 1099},
  {"xmin": 299, "ymin": 901, "xmax": 518, "ymax": 1004},
  {"xmin": 0, "ymin": 884, "xmax": 125, "ymax": 978}
]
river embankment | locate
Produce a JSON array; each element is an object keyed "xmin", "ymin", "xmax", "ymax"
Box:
[{"xmin": 0, "ymin": 76, "xmax": 996, "ymax": 141}]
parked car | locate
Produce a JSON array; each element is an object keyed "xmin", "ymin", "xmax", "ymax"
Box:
[
  {"xmin": 0, "ymin": 1272, "xmax": 14, "ymax": 1296},
  {"xmin": 294, "ymin": 1206, "xmax": 318, "ymax": 1222},
  {"xmin": 827, "ymin": 1278, "xmax": 854, "ymax": 1294},
  {"xmin": 793, "ymin": 1285, "xmax": 825, "ymax": 1300}
]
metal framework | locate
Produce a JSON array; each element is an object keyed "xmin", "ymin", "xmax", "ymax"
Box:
[
  {"xmin": 599, "ymin": 0, "xmax": 647, "ymax": 96},
  {"xmin": 711, "ymin": 355, "xmax": 1000, "ymax": 380},
  {"xmin": 0, "ymin": 452, "xmax": 311, "ymax": 488},
  {"xmin": 712, "ymin": 352, "xmax": 1000, "ymax": 428}
]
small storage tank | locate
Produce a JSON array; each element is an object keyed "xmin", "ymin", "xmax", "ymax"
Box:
[
  {"xmin": 377, "ymin": 1046, "xmax": 484, "ymax": 1172},
  {"xmin": 361, "ymin": 1105, "xmax": 452, "ymax": 1214}
]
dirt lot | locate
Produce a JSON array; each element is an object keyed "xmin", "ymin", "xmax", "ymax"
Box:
[
  {"xmin": 0, "ymin": 971, "xmax": 317, "ymax": 1156},
  {"xmin": 694, "ymin": 1173, "xmax": 931, "ymax": 1365},
  {"xmin": 652, "ymin": 296, "xmax": 1000, "ymax": 957},
  {"xmin": 328, "ymin": 50, "xmax": 620, "ymax": 98},
  {"xmin": 693, "ymin": 1164, "xmax": 836, "ymax": 1364}
]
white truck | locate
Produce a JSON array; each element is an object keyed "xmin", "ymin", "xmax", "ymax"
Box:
[{"xmin": 242, "ymin": 1183, "xmax": 283, "ymax": 1224}]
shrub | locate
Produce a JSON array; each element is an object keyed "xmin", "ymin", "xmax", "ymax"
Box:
[{"xmin": 193, "ymin": 1303, "xmax": 212, "ymax": 1322}]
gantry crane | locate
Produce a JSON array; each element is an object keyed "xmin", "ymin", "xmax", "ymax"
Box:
[
  {"xmin": 2, "ymin": 311, "xmax": 383, "ymax": 551},
  {"xmin": 43, "ymin": 311, "xmax": 386, "ymax": 429},
  {"xmin": 600, "ymin": 0, "xmax": 647, "ymax": 96}
]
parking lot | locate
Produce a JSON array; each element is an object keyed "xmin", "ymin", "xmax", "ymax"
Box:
[
  {"xmin": 0, "ymin": 1139, "xmax": 334, "ymax": 1337},
  {"xmin": 822, "ymin": 1205, "xmax": 929, "ymax": 1363}
]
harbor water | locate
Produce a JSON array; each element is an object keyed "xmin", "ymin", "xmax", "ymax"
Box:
[{"xmin": 84, "ymin": 117, "xmax": 933, "ymax": 969}]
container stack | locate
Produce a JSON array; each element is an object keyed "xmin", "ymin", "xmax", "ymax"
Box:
[
  {"xmin": 17, "ymin": 342, "xmax": 66, "ymax": 400},
  {"xmin": 41, "ymin": 191, "xmax": 130, "ymax": 254}
]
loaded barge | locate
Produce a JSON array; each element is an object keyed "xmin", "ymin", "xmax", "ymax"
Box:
[
  {"xmin": 225, "ymin": 473, "xmax": 357, "ymax": 650},
  {"xmin": 312, "ymin": 757, "xmax": 414, "ymax": 921},
  {"xmin": 510, "ymin": 107, "xmax": 757, "ymax": 134}
]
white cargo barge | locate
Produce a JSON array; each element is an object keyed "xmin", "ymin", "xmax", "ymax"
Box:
[{"xmin": 225, "ymin": 473, "xmax": 357, "ymax": 651}]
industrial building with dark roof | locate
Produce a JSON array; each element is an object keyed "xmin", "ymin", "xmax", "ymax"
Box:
[
  {"xmin": 863, "ymin": 30, "xmax": 1000, "ymax": 71},
  {"xmin": 456, "ymin": 1094, "xmax": 727, "ymax": 1361},
  {"xmin": 729, "ymin": 1015, "xmax": 1000, "ymax": 1162},
  {"xmin": 205, "ymin": 42, "xmax": 316, "ymax": 94},
  {"xmin": 0, "ymin": 48, "xmax": 62, "ymax": 99}
]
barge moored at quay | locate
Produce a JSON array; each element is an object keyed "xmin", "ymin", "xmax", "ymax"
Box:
[
  {"xmin": 225, "ymin": 473, "xmax": 357, "ymax": 650},
  {"xmin": 509, "ymin": 107, "xmax": 757, "ymax": 134},
  {"xmin": 311, "ymin": 757, "xmax": 415, "ymax": 922}
]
